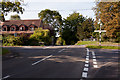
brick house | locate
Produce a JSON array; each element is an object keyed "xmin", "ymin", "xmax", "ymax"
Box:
[{"xmin": 1, "ymin": 19, "xmax": 54, "ymax": 35}]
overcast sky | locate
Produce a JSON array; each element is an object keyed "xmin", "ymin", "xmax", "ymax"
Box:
[{"xmin": 4, "ymin": 0, "xmax": 96, "ymax": 20}]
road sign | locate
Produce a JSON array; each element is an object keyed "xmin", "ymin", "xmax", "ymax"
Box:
[
  {"xmin": 94, "ymin": 30, "xmax": 106, "ymax": 33},
  {"xmin": 94, "ymin": 30, "xmax": 106, "ymax": 46}
]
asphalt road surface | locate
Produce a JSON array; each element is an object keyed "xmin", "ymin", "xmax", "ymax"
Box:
[{"xmin": 2, "ymin": 46, "xmax": 119, "ymax": 80}]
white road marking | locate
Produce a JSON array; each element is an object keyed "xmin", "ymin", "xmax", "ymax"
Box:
[
  {"xmin": 82, "ymin": 72, "xmax": 88, "ymax": 78},
  {"xmin": 93, "ymin": 65, "xmax": 98, "ymax": 68},
  {"xmin": 85, "ymin": 64, "xmax": 89, "ymax": 67},
  {"xmin": 83, "ymin": 67, "xmax": 89, "ymax": 71},
  {"xmin": 58, "ymin": 49, "xmax": 65, "ymax": 53},
  {"xmin": 93, "ymin": 62, "xmax": 97, "ymax": 64},
  {"xmin": 93, "ymin": 56, "xmax": 96, "ymax": 58},
  {"xmin": 93, "ymin": 59, "xmax": 97, "ymax": 62},
  {"xmin": 2, "ymin": 75, "xmax": 10, "ymax": 80},
  {"xmin": 32, "ymin": 55, "xmax": 52, "ymax": 65},
  {"xmin": 85, "ymin": 61, "xmax": 89, "ymax": 63},
  {"xmin": 86, "ymin": 58, "xmax": 89, "ymax": 60},
  {"xmin": 92, "ymin": 51, "xmax": 95, "ymax": 56},
  {"xmin": 86, "ymin": 48, "xmax": 89, "ymax": 52},
  {"xmin": 86, "ymin": 56, "xmax": 89, "ymax": 58}
]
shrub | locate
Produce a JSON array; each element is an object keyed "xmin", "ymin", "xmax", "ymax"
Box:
[{"xmin": 56, "ymin": 37, "xmax": 66, "ymax": 45}]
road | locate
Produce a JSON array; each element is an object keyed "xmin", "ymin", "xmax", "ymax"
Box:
[{"xmin": 2, "ymin": 46, "xmax": 119, "ymax": 80}]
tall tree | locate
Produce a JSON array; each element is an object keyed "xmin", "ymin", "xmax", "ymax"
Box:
[
  {"xmin": 0, "ymin": 0, "xmax": 24, "ymax": 22},
  {"xmin": 10, "ymin": 14, "xmax": 21, "ymax": 20},
  {"xmin": 77, "ymin": 18, "xmax": 94, "ymax": 40},
  {"xmin": 93, "ymin": 2, "xmax": 120, "ymax": 42},
  {"xmin": 62, "ymin": 12, "xmax": 85, "ymax": 45},
  {"xmin": 38, "ymin": 9, "xmax": 62, "ymax": 36}
]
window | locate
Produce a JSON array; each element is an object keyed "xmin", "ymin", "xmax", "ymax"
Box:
[
  {"xmin": 30, "ymin": 27, "xmax": 34, "ymax": 31},
  {"xmin": 11, "ymin": 27, "xmax": 15, "ymax": 31},
  {"xmin": 2, "ymin": 28, "xmax": 6, "ymax": 31},
  {"xmin": 20, "ymin": 27, "xmax": 24, "ymax": 31}
]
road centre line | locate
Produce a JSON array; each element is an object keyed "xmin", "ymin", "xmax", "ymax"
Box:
[
  {"xmin": 85, "ymin": 64, "xmax": 89, "ymax": 67},
  {"xmin": 93, "ymin": 62, "xmax": 97, "ymax": 64},
  {"xmin": 82, "ymin": 72, "xmax": 88, "ymax": 78},
  {"xmin": 83, "ymin": 67, "xmax": 89, "ymax": 71},
  {"xmin": 93, "ymin": 59, "xmax": 97, "ymax": 62},
  {"xmin": 32, "ymin": 55, "xmax": 52, "ymax": 65},
  {"xmin": 93, "ymin": 65, "xmax": 98, "ymax": 68},
  {"xmin": 1, "ymin": 75, "xmax": 10, "ymax": 80}
]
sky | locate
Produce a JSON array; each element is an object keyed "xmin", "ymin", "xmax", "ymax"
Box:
[{"xmin": 4, "ymin": 0, "xmax": 96, "ymax": 20}]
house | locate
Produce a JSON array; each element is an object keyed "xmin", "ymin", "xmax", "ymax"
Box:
[{"xmin": 1, "ymin": 19, "xmax": 54, "ymax": 35}]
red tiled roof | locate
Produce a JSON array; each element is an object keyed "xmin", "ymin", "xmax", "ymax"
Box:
[{"xmin": 2, "ymin": 19, "xmax": 42, "ymax": 27}]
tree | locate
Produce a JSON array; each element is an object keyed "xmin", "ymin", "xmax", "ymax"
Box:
[
  {"xmin": 93, "ymin": 2, "xmax": 120, "ymax": 42},
  {"xmin": 29, "ymin": 28, "xmax": 52, "ymax": 45},
  {"xmin": 0, "ymin": 0, "xmax": 24, "ymax": 22},
  {"xmin": 10, "ymin": 14, "xmax": 21, "ymax": 20},
  {"xmin": 38, "ymin": 9, "xmax": 62, "ymax": 36},
  {"xmin": 62, "ymin": 12, "xmax": 85, "ymax": 45},
  {"xmin": 77, "ymin": 18, "xmax": 94, "ymax": 40}
]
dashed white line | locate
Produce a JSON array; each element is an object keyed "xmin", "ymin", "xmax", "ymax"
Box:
[
  {"xmin": 2, "ymin": 75, "xmax": 10, "ymax": 80},
  {"xmin": 32, "ymin": 55, "xmax": 52, "ymax": 65},
  {"xmin": 86, "ymin": 56, "xmax": 89, "ymax": 58},
  {"xmin": 93, "ymin": 56, "xmax": 96, "ymax": 58},
  {"xmin": 83, "ymin": 67, "xmax": 89, "ymax": 71},
  {"xmin": 86, "ymin": 57, "xmax": 89, "ymax": 60},
  {"xmin": 82, "ymin": 72, "xmax": 88, "ymax": 78},
  {"xmin": 93, "ymin": 62, "xmax": 97, "ymax": 65},
  {"xmin": 85, "ymin": 64, "xmax": 89, "ymax": 67},
  {"xmin": 93, "ymin": 65, "xmax": 98, "ymax": 68},
  {"xmin": 85, "ymin": 61, "xmax": 89, "ymax": 63},
  {"xmin": 93, "ymin": 59, "xmax": 97, "ymax": 62},
  {"xmin": 92, "ymin": 51, "xmax": 95, "ymax": 56}
]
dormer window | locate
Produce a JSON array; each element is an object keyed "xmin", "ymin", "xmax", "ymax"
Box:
[
  {"xmin": 11, "ymin": 27, "xmax": 15, "ymax": 31},
  {"xmin": 20, "ymin": 27, "xmax": 24, "ymax": 31},
  {"xmin": 30, "ymin": 27, "xmax": 34, "ymax": 31},
  {"xmin": 2, "ymin": 28, "xmax": 6, "ymax": 31}
]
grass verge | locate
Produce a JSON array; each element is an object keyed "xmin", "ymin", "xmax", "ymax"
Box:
[{"xmin": 86, "ymin": 45, "xmax": 120, "ymax": 50}]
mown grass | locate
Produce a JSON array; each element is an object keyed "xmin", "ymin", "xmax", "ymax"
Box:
[
  {"xmin": 76, "ymin": 41, "xmax": 119, "ymax": 49},
  {"xmin": 2, "ymin": 48, "xmax": 10, "ymax": 55},
  {"xmin": 86, "ymin": 45, "xmax": 120, "ymax": 49},
  {"xmin": 75, "ymin": 41, "xmax": 99, "ymax": 45},
  {"xmin": 76, "ymin": 41, "xmax": 119, "ymax": 46}
]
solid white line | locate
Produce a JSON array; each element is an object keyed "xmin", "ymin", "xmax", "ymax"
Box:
[
  {"xmin": 93, "ymin": 65, "xmax": 98, "ymax": 68},
  {"xmin": 83, "ymin": 67, "xmax": 89, "ymax": 71},
  {"xmin": 82, "ymin": 72, "xmax": 88, "ymax": 78},
  {"xmin": 32, "ymin": 55, "xmax": 52, "ymax": 65},
  {"xmin": 2, "ymin": 75, "xmax": 10, "ymax": 80},
  {"xmin": 93, "ymin": 62, "xmax": 97, "ymax": 64},
  {"xmin": 85, "ymin": 64, "xmax": 89, "ymax": 67},
  {"xmin": 58, "ymin": 49, "xmax": 65, "ymax": 53}
]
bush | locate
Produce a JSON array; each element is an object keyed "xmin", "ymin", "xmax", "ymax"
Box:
[{"xmin": 56, "ymin": 37, "xmax": 66, "ymax": 45}]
